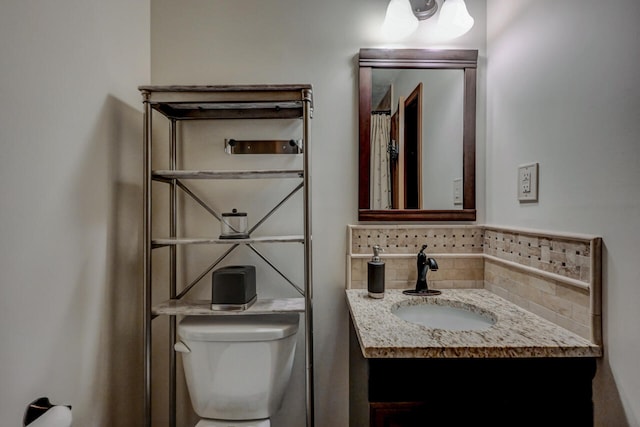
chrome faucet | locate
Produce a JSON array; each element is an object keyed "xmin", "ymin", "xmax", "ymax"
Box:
[{"xmin": 403, "ymin": 244, "xmax": 441, "ymax": 296}]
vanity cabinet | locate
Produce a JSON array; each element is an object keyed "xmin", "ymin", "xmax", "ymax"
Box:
[
  {"xmin": 369, "ymin": 402, "xmax": 428, "ymax": 427},
  {"xmin": 139, "ymin": 85, "xmax": 314, "ymax": 427},
  {"xmin": 350, "ymin": 321, "xmax": 597, "ymax": 427}
]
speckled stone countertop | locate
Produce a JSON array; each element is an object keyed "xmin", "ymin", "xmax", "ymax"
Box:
[{"xmin": 346, "ymin": 289, "xmax": 602, "ymax": 358}]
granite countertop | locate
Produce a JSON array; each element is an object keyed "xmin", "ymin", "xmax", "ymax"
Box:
[{"xmin": 346, "ymin": 289, "xmax": 602, "ymax": 358}]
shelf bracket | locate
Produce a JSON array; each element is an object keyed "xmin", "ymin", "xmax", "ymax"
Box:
[
  {"xmin": 247, "ymin": 244, "xmax": 304, "ymax": 296},
  {"xmin": 176, "ymin": 180, "xmax": 223, "ymax": 223},
  {"xmin": 175, "ymin": 244, "xmax": 240, "ymax": 300},
  {"xmin": 249, "ymin": 182, "xmax": 303, "ymax": 234}
]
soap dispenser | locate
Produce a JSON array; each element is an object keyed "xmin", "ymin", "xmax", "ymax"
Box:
[{"xmin": 368, "ymin": 245, "xmax": 385, "ymax": 299}]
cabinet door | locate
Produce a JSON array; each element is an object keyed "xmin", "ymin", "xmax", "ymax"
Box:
[{"xmin": 370, "ymin": 402, "xmax": 428, "ymax": 427}]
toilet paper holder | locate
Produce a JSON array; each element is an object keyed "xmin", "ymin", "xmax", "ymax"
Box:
[{"xmin": 23, "ymin": 397, "xmax": 72, "ymax": 427}]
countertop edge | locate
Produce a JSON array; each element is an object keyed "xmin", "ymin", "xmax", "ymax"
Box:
[
  {"xmin": 362, "ymin": 345, "xmax": 603, "ymax": 359},
  {"xmin": 347, "ymin": 289, "xmax": 602, "ymax": 359}
]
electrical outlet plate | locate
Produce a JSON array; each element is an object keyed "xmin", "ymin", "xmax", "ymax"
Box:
[
  {"xmin": 453, "ymin": 178, "xmax": 463, "ymax": 205},
  {"xmin": 518, "ymin": 162, "xmax": 539, "ymax": 202}
]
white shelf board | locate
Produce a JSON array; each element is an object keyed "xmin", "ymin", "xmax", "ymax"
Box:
[
  {"xmin": 153, "ymin": 169, "xmax": 303, "ymax": 180},
  {"xmin": 152, "ymin": 235, "xmax": 304, "ymax": 246},
  {"xmin": 152, "ymin": 297, "xmax": 305, "ymax": 316}
]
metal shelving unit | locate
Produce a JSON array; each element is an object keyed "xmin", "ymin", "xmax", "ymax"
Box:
[{"xmin": 139, "ymin": 85, "xmax": 314, "ymax": 427}]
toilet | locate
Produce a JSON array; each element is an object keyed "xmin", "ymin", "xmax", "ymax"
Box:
[{"xmin": 175, "ymin": 313, "xmax": 300, "ymax": 427}]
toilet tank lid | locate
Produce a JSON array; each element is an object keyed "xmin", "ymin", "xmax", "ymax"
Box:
[{"xmin": 178, "ymin": 313, "xmax": 299, "ymax": 342}]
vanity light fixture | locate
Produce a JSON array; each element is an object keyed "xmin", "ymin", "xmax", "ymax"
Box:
[
  {"xmin": 382, "ymin": 0, "xmax": 473, "ymax": 40},
  {"xmin": 436, "ymin": 0, "xmax": 474, "ymax": 39},
  {"xmin": 411, "ymin": 0, "xmax": 439, "ymax": 20},
  {"xmin": 382, "ymin": 0, "xmax": 419, "ymax": 40}
]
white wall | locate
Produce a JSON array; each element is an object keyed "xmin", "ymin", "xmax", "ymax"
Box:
[
  {"xmin": 487, "ymin": 0, "xmax": 640, "ymax": 425},
  {"xmin": 8, "ymin": 1, "xmax": 634, "ymax": 426},
  {"xmin": 0, "ymin": 0, "xmax": 149, "ymax": 425},
  {"xmin": 150, "ymin": 0, "xmax": 486, "ymax": 425}
]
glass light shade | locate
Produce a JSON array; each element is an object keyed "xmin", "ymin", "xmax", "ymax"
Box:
[
  {"xmin": 382, "ymin": 0, "xmax": 419, "ymax": 40},
  {"xmin": 437, "ymin": 0, "xmax": 474, "ymax": 39}
]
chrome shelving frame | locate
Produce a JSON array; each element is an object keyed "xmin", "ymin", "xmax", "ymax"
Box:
[{"xmin": 139, "ymin": 85, "xmax": 314, "ymax": 427}]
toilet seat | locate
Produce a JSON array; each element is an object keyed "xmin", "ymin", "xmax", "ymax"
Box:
[{"xmin": 195, "ymin": 419, "xmax": 270, "ymax": 427}]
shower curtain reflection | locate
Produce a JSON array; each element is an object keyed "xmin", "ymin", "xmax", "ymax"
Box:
[{"xmin": 370, "ymin": 113, "xmax": 392, "ymax": 209}]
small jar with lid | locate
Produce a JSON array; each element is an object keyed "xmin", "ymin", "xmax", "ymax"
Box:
[{"xmin": 219, "ymin": 209, "xmax": 250, "ymax": 239}]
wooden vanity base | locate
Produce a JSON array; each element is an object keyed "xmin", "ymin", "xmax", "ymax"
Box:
[{"xmin": 349, "ymin": 322, "xmax": 597, "ymax": 426}]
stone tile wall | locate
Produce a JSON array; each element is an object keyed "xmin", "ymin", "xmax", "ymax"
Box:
[
  {"xmin": 349, "ymin": 256, "xmax": 484, "ymax": 290},
  {"xmin": 347, "ymin": 224, "xmax": 602, "ymax": 345},
  {"xmin": 483, "ymin": 227, "xmax": 592, "ymax": 282},
  {"xmin": 349, "ymin": 225, "xmax": 484, "ymax": 255},
  {"xmin": 348, "ymin": 225, "xmax": 484, "ymax": 290},
  {"xmin": 484, "ymin": 259, "xmax": 592, "ymax": 340}
]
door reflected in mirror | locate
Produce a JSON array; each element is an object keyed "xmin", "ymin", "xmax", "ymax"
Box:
[
  {"xmin": 359, "ymin": 48, "xmax": 477, "ymax": 221},
  {"xmin": 370, "ymin": 69, "xmax": 464, "ymax": 210}
]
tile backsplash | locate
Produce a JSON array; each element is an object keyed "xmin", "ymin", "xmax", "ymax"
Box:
[
  {"xmin": 483, "ymin": 227, "xmax": 592, "ymax": 282},
  {"xmin": 348, "ymin": 225, "xmax": 484, "ymax": 291},
  {"xmin": 347, "ymin": 224, "xmax": 602, "ymax": 345},
  {"xmin": 349, "ymin": 256, "xmax": 484, "ymax": 291},
  {"xmin": 350, "ymin": 225, "xmax": 484, "ymax": 255},
  {"xmin": 484, "ymin": 259, "xmax": 593, "ymax": 340}
]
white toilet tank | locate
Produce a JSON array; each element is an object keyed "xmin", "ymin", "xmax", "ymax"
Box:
[{"xmin": 176, "ymin": 313, "xmax": 299, "ymax": 421}]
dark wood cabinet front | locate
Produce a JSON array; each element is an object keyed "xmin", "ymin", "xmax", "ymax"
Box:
[
  {"xmin": 350, "ymin": 321, "xmax": 596, "ymax": 427},
  {"xmin": 370, "ymin": 402, "xmax": 428, "ymax": 427}
]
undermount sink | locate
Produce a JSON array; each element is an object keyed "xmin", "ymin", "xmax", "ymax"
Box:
[{"xmin": 392, "ymin": 301, "xmax": 496, "ymax": 331}]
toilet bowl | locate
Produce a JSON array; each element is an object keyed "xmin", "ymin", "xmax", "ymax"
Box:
[{"xmin": 176, "ymin": 313, "xmax": 300, "ymax": 426}]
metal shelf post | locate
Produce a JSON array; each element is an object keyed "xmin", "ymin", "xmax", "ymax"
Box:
[{"xmin": 140, "ymin": 85, "xmax": 314, "ymax": 427}]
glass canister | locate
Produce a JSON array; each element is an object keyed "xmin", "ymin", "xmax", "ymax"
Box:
[{"xmin": 219, "ymin": 208, "xmax": 250, "ymax": 239}]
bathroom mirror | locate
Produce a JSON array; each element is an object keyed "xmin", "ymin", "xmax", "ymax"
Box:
[{"xmin": 359, "ymin": 48, "xmax": 477, "ymax": 221}]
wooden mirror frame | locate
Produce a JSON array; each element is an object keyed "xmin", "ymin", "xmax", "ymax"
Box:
[{"xmin": 358, "ymin": 48, "xmax": 478, "ymax": 221}]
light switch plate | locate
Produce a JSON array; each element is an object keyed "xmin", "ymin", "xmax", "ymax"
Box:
[
  {"xmin": 453, "ymin": 178, "xmax": 463, "ymax": 205},
  {"xmin": 518, "ymin": 162, "xmax": 539, "ymax": 202}
]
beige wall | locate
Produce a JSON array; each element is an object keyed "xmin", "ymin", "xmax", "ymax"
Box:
[
  {"xmin": 0, "ymin": 0, "xmax": 149, "ymax": 425},
  {"xmin": 487, "ymin": 0, "xmax": 640, "ymax": 425},
  {"xmin": 150, "ymin": 0, "xmax": 486, "ymax": 426},
  {"xmin": 3, "ymin": 0, "xmax": 636, "ymax": 426}
]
